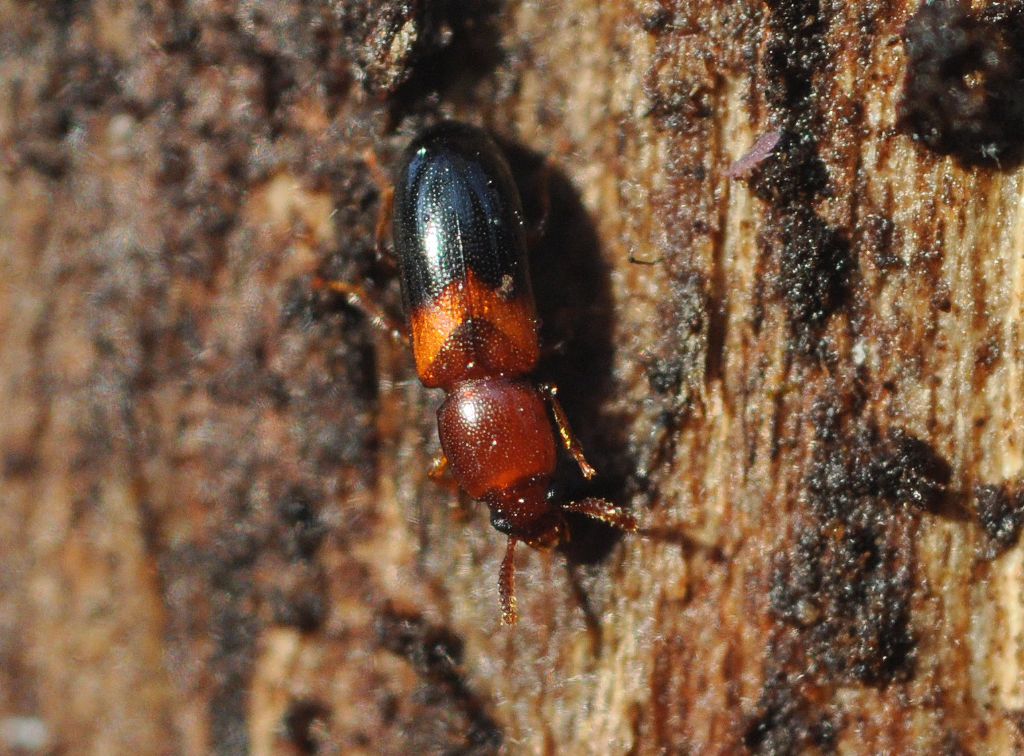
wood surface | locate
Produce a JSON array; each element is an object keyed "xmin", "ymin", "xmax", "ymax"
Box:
[{"xmin": 2, "ymin": 1, "xmax": 1023, "ymax": 753}]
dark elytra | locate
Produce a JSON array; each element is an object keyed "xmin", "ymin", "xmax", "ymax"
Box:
[{"xmin": 392, "ymin": 121, "xmax": 533, "ymax": 312}]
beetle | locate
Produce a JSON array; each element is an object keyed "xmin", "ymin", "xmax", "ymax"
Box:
[{"xmin": 323, "ymin": 122, "xmax": 636, "ymax": 623}]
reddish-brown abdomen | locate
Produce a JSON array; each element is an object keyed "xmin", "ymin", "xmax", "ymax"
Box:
[{"xmin": 436, "ymin": 378, "xmax": 557, "ymax": 500}]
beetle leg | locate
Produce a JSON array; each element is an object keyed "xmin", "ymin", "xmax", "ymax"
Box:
[
  {"xmin": 428, "ymin": 453, "xmax": 449, "ymax": 481},
  {"xmin": 499, "ymin": 537, "xmax": 518, "ymax": 625},
  {"xmin": 561, "ymin": 497, "xmax": 638, "ymax": 532},
  {"xmin": 362, "ymin": 149, "xmax": 397, "ymax": 268},
  {"xmin": 374, "ymin": 185, "xmax": 395, "ymax": 265},
  {"xmin": 311, "ymin": 277, "xmax": 408, "ymax": 345},
  {"xmin": 429, "ymin": 453, "xmax": 467, "ymax": 499},
  {"xmin": 538, "ymin": 382, "xmax": 596, "ymax": 480}
]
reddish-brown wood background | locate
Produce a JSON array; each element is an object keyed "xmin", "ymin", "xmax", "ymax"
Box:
[{"xmin": 2, "ymin": 1, "xmax": 1024, "ymax": 753}]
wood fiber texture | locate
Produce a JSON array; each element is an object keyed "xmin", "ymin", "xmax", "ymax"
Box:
[{"xmin": 1, "ymin": 0, "xmax": 1023, "ymax": 753}]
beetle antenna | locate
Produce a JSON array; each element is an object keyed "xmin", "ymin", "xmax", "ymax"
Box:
[{"xmin": 499, "ymin": 538, "xmax": 518, "ymax": 625}]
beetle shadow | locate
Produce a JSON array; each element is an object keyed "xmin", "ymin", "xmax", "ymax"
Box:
[{"xmin": 497, "ymin": 138, "xmax": 633, "ymax": 568}]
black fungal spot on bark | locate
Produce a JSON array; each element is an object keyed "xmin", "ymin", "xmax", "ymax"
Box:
[
  {"xmin": 768, "ymin": 403, "xmax": 950, "ymax": 686},
  {"xmin": 755, "ymin": 2, "xmax": 856, "ymax": 353},
  {"xmin": 762, "ymin": 0, "xmax": 827, "ymax": 111},
  {"xmin": 270, "ymin": 586, "xmax": 327, "ymax": 633},
  {"xmin": 753, "ymin": 131, "xmax": 831, "ymax": 204},
  {"xmin": 644, "ymin": 271, "xmax": 709, "ymax": 401},
  {"xmin": 973, "ymin": 483, "xmax": 1024, "ymax": 559},
  {"xmin": 267, "ymin": 488, "xmax": 330, "ymax": 633},
  {"xmin": 277, "ymin": 487, "xmax": 328, "ymax": 562},
  {"xmin": 775, "ymin": 206, "xmax": 853, "ymax": 338},
  {"xmin": 770, "ymin": 522, "xmax": 916, "ymax": 685},
  {"xmin": 743, "ymin": 666, "xmax": 838, "ymax": 755},
  {"xmin": 282, "ymin": 699, "xmax": 332, "ymax": 755},
  {"xmin": 376, "ymin": 609, "xmax": 465, "ymax": 679},
  {"xmin": 900, "ymin": 0, "xmax": 1024, "ymax": 168},
  {"xmin": 14, "ymin": 49, "xmax": 123, "ymax": 179},
  {"xmin": 639, "ymin": 3, "xmax": 673, "ymax": 34},
  {"xmin": 870, "ymin": 429, "xmax": 951, "ymax": 513},
  {"xmin": 342, "ymin": 1, "xmax": 503, "ymax": 108},
  {"xmin": 208, "ymin": 562, "xmax": 261, "ymax": 755},
  {"xmin": 375, "ymin": 608, "xmax": 503, "ymax": 754}
]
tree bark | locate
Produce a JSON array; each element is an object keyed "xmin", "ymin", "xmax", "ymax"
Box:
[{"xmin": 2, "ymin": 1, "xmax": 1023, "ymax": 753}]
